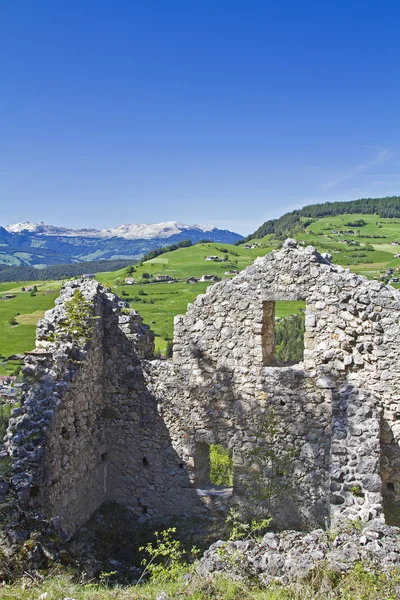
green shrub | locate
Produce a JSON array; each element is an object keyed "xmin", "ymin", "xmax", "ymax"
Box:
[{"xmin": 209, "ymin": 444, "xmax": 233, "ymax": 486}]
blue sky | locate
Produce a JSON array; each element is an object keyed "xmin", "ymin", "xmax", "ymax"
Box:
[{"xmin": 1, "ymin": 1, "xmax": 400, "ymax": 235}]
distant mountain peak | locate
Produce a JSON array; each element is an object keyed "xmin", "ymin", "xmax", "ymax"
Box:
[
  {"xmin": 1, "ymin": 219, "xmax": 242, "ymax": 267},
  {"xmin": 5, "ymin": 220, "xmax": 222, "ymax": 239}
]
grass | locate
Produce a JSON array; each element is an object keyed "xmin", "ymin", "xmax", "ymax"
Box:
[
  {"xmin": 1, "ymin": 213, "xmax": 400, "ymax": 358},
  {"xmin": 0, "ymin": 283, "xmax": 61, "ymax": 356},
  {"xmin": 0, "ymin": 241, "xmax": 273, "ymax": 357},
  {"xmin": 94, "ymin": 242, "xmax": 277, "ymax": 353},
  {"xmin": 1, "ymin": 562, "xmax": 400, "ymax": 599}
]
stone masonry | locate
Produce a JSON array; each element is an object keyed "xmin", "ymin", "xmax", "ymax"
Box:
[{"xmin": 3, "ymin": 240, "xmax": 400, "ymax": 537}]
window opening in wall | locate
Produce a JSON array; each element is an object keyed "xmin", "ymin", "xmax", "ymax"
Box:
[
  {"xmin": 193, "ymin": 442, "xmax": 233, "ymax": 488},
  {"xmin": 142, "ymin": 457, "xmax": 149, "ymax": 467},
  {"xmin": 101, "ymin": 452, "xmax": 107, "ymax": 462},
  {"xmin": 210, "ymin": 444, "xmax": 233, "ymax": 486},
  {"xmin": 262, "ymin": 300, "xmax": 305, "ymax": 366}
]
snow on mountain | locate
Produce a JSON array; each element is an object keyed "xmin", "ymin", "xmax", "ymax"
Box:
[
  {"xmin": 5, "ymin": 220, "xmax": 222, "ymax": 240},
  {"xmin": 5, "ymin": 221, "xmax": 99, "ymax": 236},
  {"xmin": 99, "ymin": 221, "xmax": 217, "ymax": 239}
]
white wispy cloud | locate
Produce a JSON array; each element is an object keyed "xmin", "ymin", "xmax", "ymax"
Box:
[{"xmin": 320, "ymin": 149, "xmax": 392, "ymax": 191}]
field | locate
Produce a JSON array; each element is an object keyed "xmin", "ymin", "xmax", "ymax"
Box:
[
  {"xmin": 251, "ymin": 213, "xmax": 400, "ymax": 282},
  {"xmin": 1, "ymin": 215, "xmax": 400, "ymax": 359},
  {"xmin": 0, "ymin": 281, "xmax": 63, "ymax": 358},
  {"xmin": 0, "ymin": 243, "xmax": 274, "ymax": 358},
  {"xmin": 94, "ymin": 243, "xmax": 277, "ymax": 352}
]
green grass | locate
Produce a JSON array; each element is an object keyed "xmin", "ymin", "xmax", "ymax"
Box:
[
  {"xmin": 1, "ymin": 562, "xmax": 400, "ymax": 599},
  {"xmin": 94, "ymin": 242, "xmax": 275, "ymax": 353},
  {"xmin": 0, "ymin": 283, "xmax": 61, "ymax": 356},
  {"xmin": 98, "ymin": 242, "xmax": 274, "ymax": 283},
  {"xmin": 1, "ymin": 214, "xmax": 400, "ymax": 358}
]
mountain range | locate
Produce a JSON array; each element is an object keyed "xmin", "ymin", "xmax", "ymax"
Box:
[{"xmin": 0, "ymin": 221, "xmax": 243, "ymax": 267}]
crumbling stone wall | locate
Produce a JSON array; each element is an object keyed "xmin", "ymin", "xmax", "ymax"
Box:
[
  {"xmin": 151, "ymin": 240, "xmax": 400, "ymax": 529},
  {"xmin": 4, "ymin": 240, "xmax": 400, "ymax": 537},
  {"xmin": 4, "ymin": 280, "xmax": 204, "ymax": 537}
]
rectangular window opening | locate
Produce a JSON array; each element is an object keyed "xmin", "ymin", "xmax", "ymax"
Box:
[
  {"xmin": 193, "ymin": 442, "xmax": 233, "ymax": 488},
  {"xmin": 262, "ymin": 300, "xmax": 305, "ymax": 366},
  {"xmin": 210, "ymin": 444, "xmax": 233, "ymax": 487}
]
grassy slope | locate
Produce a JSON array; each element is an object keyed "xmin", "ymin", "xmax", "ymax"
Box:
[
  {"xmin": 96, "ymin": 242, "xmax": 277, "ymax": 352},
  {"xmin": 1, "ymin": 215, "xmax": 400, "ymax": 357},
  {"xmin": 249, "ymin": 213, "xmax": 400, "ymax": 282},
  {"xmin": 0, "ymin": 281, "xmax": 63, "ymax": 356}
]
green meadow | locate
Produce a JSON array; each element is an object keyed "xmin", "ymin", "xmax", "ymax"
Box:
[
  {"xmin": 0, "ymin": 281, "xmax": 62, "ymax": 357},
  {"xmin": 1, "ymin": 218, "xmax": 400, "ymax": 359}
]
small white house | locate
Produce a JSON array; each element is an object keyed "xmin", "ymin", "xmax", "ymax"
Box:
[{"xmin": 156, "ymin": 275, "xmax": 173, "ymax": 281}]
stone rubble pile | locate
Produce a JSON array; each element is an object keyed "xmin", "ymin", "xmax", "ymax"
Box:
[{"xmin": 198, "ymin": 519, "xmax": 400, "ymax": 584}]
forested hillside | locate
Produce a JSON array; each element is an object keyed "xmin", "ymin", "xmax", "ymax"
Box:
[
  {"xmin": 246, "ymin": 196, "xmax": 400, "ymax": 240},
  {"xmin": 0, "ymin": 258, "xmax": 137, "ymax": 283}
]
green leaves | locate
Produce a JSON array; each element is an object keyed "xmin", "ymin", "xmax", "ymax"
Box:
[
  {"xmin": 59, "ymin": 289, "xmax": 96, "ymax": 343},
  {"xmin": 139, "ymin": 527, "xmax": 199, "ymax": 584}
]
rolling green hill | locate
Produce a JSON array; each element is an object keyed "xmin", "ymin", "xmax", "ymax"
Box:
[
  {"xmin": 0, "ymin": 242, "xmax": 275, "ymax": 361},
  {"xmin": 246, "ymin": 213, "xmax": 400, "ymax": 280},
  {"xmin": 2, "ymin": 203, "xmax": 400, "ymax": 364}
]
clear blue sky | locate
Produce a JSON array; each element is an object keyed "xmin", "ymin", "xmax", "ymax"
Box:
[{"xmin": 1, "ymin": 1, "xmax": 400, "ymax": 235}]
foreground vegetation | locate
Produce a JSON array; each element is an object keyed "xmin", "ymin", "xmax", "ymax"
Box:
[{"xmin": 1, "ymin": 562, "xmax": 399, "ymax": 599}]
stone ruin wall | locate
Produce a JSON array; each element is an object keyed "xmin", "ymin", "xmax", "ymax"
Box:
[
  {"xmin": 3, "ymin": 240, "xmax": 400, "ymax": 537},
  {"xmin": 4, "ymin": 280, "xmax": 205, "ymax": 537},
  {"xmin": 151, "ymin": 240, "xmax": 400, "ymax": 528}
]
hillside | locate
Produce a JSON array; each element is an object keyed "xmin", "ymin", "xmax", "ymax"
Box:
[
  {"xmin": 3, "ymin": 201, "xmax": 400, "ymax": 363},
  {"xmin": 245, "ymin": 196, "xmax": 400, "ymax": 240},
  {"xmin": 0, "ymin": 258, "xmax": 138, "ymax": 283},
  {"xmin": 244, "ymin": 213, "xmax": 400, "ymax": 281},
  {"xmin": 0, "ymin": 221, "xmax": 243, "ymax": 267}
]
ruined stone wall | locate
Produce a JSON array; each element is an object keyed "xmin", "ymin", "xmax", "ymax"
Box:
[
  {"xmin": 5, "ymin": 284, "xmax": 109, "ymax": 535},
  {"xmin": 4, "ymin": 241, "xmax": 400, "ymax": 537},
  {"xmin": 4, "ymin": 280, "xmax": 204, "ymax": 536},
  {"xmin": 100, "ymin": 297, "xmax": 205, "ymax": 522},
  {"xmin": 151, "ymin": 240, "xmax": 400, "ymax": 528}
]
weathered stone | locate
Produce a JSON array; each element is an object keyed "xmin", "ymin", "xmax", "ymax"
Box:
[{"xmin": 2, "ymin": 240, "xmax": 400, "ymax": 554}]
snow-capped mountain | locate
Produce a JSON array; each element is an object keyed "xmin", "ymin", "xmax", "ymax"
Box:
[
  {"xmin": 5, "ymin": 220, "xmax": 224, "ymax": 240},
  {"xmin": 98, "ymin": 221, "xmax": 217, "ymax": 239},
  {"xmin": 0, "ymin": 220, "xmax": 243, "ymax": 267},
  {"xmin": 5, "ymin": 221, "xmax": 99, "ymax": 236}
]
